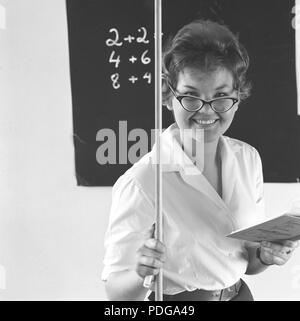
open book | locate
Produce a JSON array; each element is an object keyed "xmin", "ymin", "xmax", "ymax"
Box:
[{"xmin": 227, "ymin": 204, "xmax": 300, "ymax": 243}]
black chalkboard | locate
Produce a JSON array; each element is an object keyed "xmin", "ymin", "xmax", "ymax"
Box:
[{"xmin": 66, "ymin": 0, "xmax": 300, "ymax": 185}]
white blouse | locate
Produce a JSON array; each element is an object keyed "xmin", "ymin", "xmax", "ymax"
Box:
[{"xmin": 101, "ymin": 123, "xmax": 265, "ymax": 295}]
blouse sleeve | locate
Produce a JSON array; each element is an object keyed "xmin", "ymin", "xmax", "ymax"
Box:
[
  {"xmin": 254, "ymin": 149, "xmax": 266, "ymax": 220},
  {"xmin": 101, "ymin": 173, "xmax": 155, "ymax": 281}
]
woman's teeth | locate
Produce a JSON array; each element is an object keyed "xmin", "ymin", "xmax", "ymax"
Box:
[{"xmin": 194, "ymin": 119, "xmax": 217, "ymax": 125}]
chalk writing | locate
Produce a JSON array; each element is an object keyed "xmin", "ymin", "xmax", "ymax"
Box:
[{"xmin": 105, "ymin": 27, "xmax": 152, "ymax": 89}]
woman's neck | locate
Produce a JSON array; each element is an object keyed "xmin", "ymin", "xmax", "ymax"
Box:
[
  {"xmin": 203, "ymin": 139, "xmax": 220, "ymax": 168},
  {"xmin": 182, "ymin": 137, "xmax": 220, "ymax": 172}
]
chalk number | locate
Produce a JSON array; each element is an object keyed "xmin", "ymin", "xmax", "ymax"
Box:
[
  {"xmin": 109, "ymin": 51, "xmax": 121, "ymax": 68},
  {"xmin": 111, "ymin": 73, "xmax": 120, "ymax": 89},
  {"xmin": 106, "ymin": 28, "xmax": 123, "ymax": 47}
]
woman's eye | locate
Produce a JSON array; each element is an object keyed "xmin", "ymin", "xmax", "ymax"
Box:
[
  {"xmin": 184, "ymin": 92, "xmax": 198, "ymax": 97},
  {"xmin": 215, "ymin": 92, "xmax": 228, "ymax": 98}
]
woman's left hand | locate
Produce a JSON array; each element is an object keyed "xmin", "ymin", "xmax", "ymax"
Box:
[{"xmin": 259, "ymin": 240, "xmax": 299, "ymax": 266}]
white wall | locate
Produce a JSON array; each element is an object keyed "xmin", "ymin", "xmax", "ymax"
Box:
[
  {"xmin": 244, "ymin": 184, "xmax": 300, "ymax": 300},
  {"xmin": 0, "ymin": 0, "xmax": 299, "ymax": 301},
  {"xmin": 0, "ymin": 0, "xmax": 110, "ymax": 300}
]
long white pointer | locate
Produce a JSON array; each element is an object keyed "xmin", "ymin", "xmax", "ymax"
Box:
[
  {"xmin": 154, "ymin": 0, "xmax": 163, "ymax": 301},
  {"xmin": 143, "ymin": 0, "xmax": 163, "ymax": 301}
]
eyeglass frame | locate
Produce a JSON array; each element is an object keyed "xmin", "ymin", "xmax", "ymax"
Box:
[{"xmin": 166, "ymin": 81, "xmax": 239, "ymax": 113}]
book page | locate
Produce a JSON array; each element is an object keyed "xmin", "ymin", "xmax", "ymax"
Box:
[{"xmin": 227, "ymin": 213, "xmax": 300, "ymax": 243}]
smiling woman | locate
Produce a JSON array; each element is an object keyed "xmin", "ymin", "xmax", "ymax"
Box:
[{"xmin": 101, "ymin": 19, "xmax": 299, "ymax": 301}]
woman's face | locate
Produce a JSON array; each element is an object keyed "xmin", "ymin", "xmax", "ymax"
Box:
[{"xmin": 167, "ymin": 66, "xmax": 239, "ymax": 143}]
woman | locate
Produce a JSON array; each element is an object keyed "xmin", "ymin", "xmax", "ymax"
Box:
[{"xmin": 102, "ymin": 20, "xmax": 299, "ymax": 301}]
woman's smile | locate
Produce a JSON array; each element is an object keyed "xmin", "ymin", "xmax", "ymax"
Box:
[{"xmin": 192, "ymin": 118, "xmax": 219, "ymax": 127}]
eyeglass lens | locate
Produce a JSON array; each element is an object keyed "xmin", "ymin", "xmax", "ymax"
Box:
[{"xmin": 181, "ymin": 97, "xmax": 234, "ymax": 112}]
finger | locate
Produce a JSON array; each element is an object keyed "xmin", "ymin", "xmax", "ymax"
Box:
[
  {"xmin": 259, "ymin": 247, "xmax": 274, "ymax": 265},
  {"xmin": 260, "ymin": 247, "xmax": 285, "ymax": 265},
  {"xmin": 262, "ymin": 245, "xmax": 295, "ymax": 256},
  {"xmin": 275, "ymin": 246, "xmax": 295, "ymax": 256},
  {"xmin": 261, "ymin": 241, "xmax": 293, "ymax": 252},
  {"xmin": 245, "ymin": 241, "xmax": 260, "ymax": 249},
  {"xmin": 281, "ymin": 246, "xmax": 296, "ymax": 255},
  {"xmin": 261, "ymin": 246, "xmax": 293, "ymax": 265},
  {"xmin": 136, "ymin": 265, "xmax": 159, "ymax": 278},
  {"xmin": 270, "ymin": 240, "xmax": 299, "ymax": 248},
  {"xmin": 137, "ymin": 247, "xmax": 166, "ymax": 262},
  {"xmin": 281, "ymin": 240, "xmax": 300, "ymax": 248},
  {"xmin": 144, "ymin": 238, "xmax": 166, "ymax": 253},
  {"xmin": 271, "ymin": 256, "xmax": 286, "ymax": 266},
  {"xmin": 144, "ymin": 223, "xmax": 155, "ymax": 239},
  {"xmin": 261, "ymin": 241, "xmax": 281, "ymax": 251},
  {"xmin": 139, "ymin": 255, "xmax": 164, "ymax": 269}
]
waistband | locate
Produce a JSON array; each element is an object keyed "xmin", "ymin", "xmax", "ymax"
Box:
[{"xmin": 148, "ymin": 279, "xmax": 242, "ymax": 301}]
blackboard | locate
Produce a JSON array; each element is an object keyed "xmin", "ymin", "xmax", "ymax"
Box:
[{"xmin": 66, "ymin": 0, "xmax": 300, "ymax": 186}]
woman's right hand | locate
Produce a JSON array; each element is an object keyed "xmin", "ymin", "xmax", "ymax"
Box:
[{"xmin": 135, "ymin": 224, "xmax": 166, "ymax": 279}]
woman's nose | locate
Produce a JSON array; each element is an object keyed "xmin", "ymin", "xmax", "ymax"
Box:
[{"xmin": 198, "ymin": 102, "xmax": 214, "ymax": 114}]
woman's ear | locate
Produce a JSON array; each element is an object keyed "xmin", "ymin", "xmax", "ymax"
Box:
[
  {"xmin": 164, "ymin": 102, "xmax": 173, "ymax": 111},
  {"xmin": 232, "ymin": 102, "xmax": 239, "ymax": 113},
  {"xmin": 162, "ymin": 96, "xmax": 173, "ymax": 111},
  {"xmin": 162, "ymin": 76, "xmax": 174, "ymax": 111}
]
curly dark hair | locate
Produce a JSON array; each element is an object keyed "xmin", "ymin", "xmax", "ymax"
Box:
[{"xmin": 162, "ymin": 19, "xmax": 251, "ymax": 104}]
